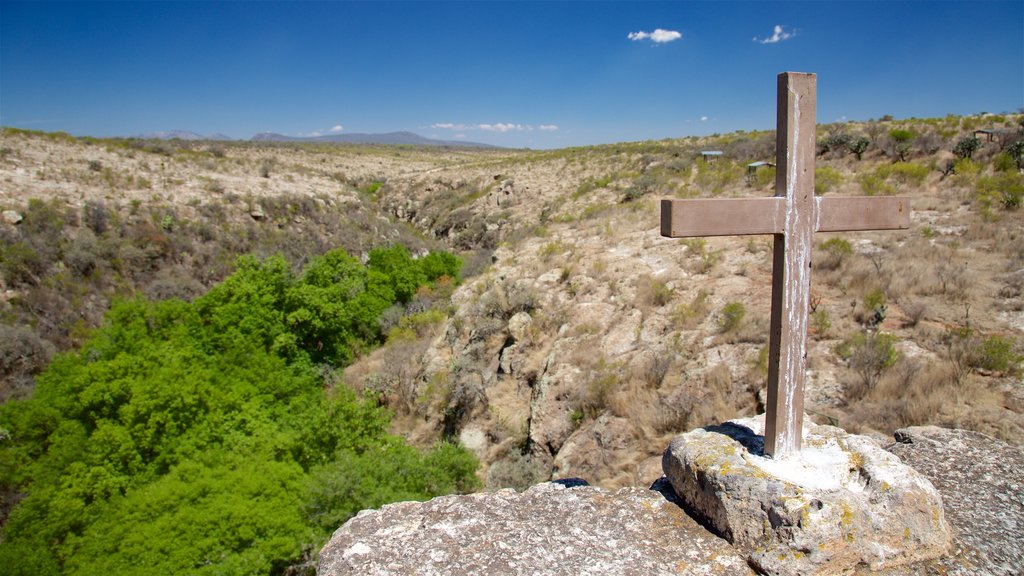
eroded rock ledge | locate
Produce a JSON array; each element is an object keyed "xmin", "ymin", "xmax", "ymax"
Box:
[{"xmin": 318, "ymin": 426, "xmax": 1024, "ymax": 576}]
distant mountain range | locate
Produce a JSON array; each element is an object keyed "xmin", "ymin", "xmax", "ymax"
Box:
[
  {"xmin": 136, "ymin": 130, "xmax": 234, "ymax": 141},
  {"xmin": 133, "ymin": 129, "xmax": 497, "ymax": 148},
  {"xmin": 250, "ymin": 131, "xmax": 498, "ymax": 148}
]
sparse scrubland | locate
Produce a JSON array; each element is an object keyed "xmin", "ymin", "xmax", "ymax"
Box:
[{"xmin": 1, "ymin": 114, "xmax": 1022, "ymax": 573}]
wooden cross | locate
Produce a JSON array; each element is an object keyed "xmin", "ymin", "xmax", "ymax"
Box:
[{"xmin": 660, "ymin": 72, "xmax": 910, "ymax": 457}]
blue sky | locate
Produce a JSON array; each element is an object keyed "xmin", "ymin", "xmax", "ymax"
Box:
[{"xmin": 1, "ymin": 1, "xmax": 1022, "ymax": 148}]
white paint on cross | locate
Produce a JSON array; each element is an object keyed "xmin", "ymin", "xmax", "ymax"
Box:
[{"xmin": 660, "ymin": 72, "xmax": 910, "ymax": 457}]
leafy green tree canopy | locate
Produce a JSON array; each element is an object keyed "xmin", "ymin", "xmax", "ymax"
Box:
[{"xmin": 0, "ymin": 246, "xmax": 477, "ymax": 576}]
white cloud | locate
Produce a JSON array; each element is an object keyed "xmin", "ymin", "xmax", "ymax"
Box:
[
  {"xmin": 480, "ymin": 123, "xmax": 527, "ymax": 133},
  {"xmin": 432, "ymin": 122, "xmax": 558, "ymax": 133},
  {"xmin": 755, "ymin": 25, "xmax": 795, "ymax": 44},
  {"xmin": 628, "ymin": 28, "xmax": 682, "ymax": 43},
  {"xmin": 700, "ymin": 116, "xmax": 708, "ymax": 122},
  {"xmin": 329, "ymin": 125, "xmax": 343, "ymax": 133}
]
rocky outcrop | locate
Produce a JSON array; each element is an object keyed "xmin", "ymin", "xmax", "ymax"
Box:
[
  {"xmin": 888, "ymin": 425, "xmax": 1024, "ymax": 575},
  {"xmin": 662, "ymin": 415, "xmax": 951, "ymax": 575},
  {"xmin": 318, "ymin": 425, "xmax": 1024, "ymax": 576},
  {"xmin": 318, "ymin": 480, "xmax": 753, "ymax": 576}
]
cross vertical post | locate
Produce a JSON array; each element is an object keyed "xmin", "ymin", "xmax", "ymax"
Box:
[{"xmin": 764, "ymin": 72, "xmax": 817, "ymax": 457}]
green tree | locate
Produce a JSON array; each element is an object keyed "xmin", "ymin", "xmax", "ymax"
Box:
[
  {"xmin": 368, "ymin": 245, "xmax": 428, "ymax": 304},
  {"xmin": 0, "ymin": 247, "xmax": 476, "ymax": 576},
  {"xmin": 888, "ymin": 129, "xmax": 916, "ymax": 161}
]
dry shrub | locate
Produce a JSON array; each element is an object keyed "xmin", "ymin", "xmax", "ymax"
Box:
[
  {"xmin": 0, "ymin": 324, "xmax": 55, "ymax": 401},
  {"xmin": 607, "ymin": 377, "xmax": 660, "ymax": 424},
  {"xmin": 890, "ymin": 260, "xmax": 939, "ymax": 297},
  {"xmin": 845, "ymin": 257, "xmax": 888, "ymax": 295},
  {"xmin": 901, "ymin": 300, "xmax": 928, "ymax": 327},
  {"xmin": 687, "ymin": 363, "xmax": 740, "ymax": 427},
  {"xmin": 844, "ymin": 360, "xmax": 1019, "ymax": 444},
  {"xmin": 936, "ymin": 262, "xmax": 971, "ymax": 302},
  {"xmin": 635, "ymin": 274, "xmax": 674, "ymax": 309},
  {"xmin": 575, "ymin": 358, "xmax": 620, "ymax": 420},
  {"xmin": 670, "ymin": 290, "xmax": 710, "ymax": 330},
  {"xmin": 717, "ymin": 313, "xmax": 769, "ymax": 345},
  {"xmin": 633, "ymin": 351, "xmax": 673, "ymax": 389},
  {"xmin": 485, "ymin": 449, "xmax": 548, "ymax": 491}
]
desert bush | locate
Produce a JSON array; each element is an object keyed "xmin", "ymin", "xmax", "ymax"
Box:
[
  {"xmin": 953, "ymin": 136, "xmax": 982, "ymax": 160},
  {"xmin": 622, "ymin": 173, "xmax": 658, "ymax": 202},
  {"xmin": 575, "ymin": 360, "xmax": 619, "ymax": 420},
  {"xmin": 0, "ymin": 242, "xmax": 46, "ymax": 285},
  {"xmin": 259, "ymin": 157, "xmax": 275, "ymax": 178},
  {"xmin": 973, "ymin": 334, "xmax": 1021, "ymax": 374},
  {"xmin": 1007, "ymin": 140, "xmax": 1024, "ymax": 170},
  {"xmin": 816, "ymin": 237, "xmax": 852, "ymax": 271},
  {"xmin": 574, "ymin": 175, "xmax": 614, "ymax": 198},
  {"xmin": 21, "ymin": 198, "xmax": 66, "ymax": 239},
  {"xmin": 993, "ymin": 153, "xmax": 1016, "ymax": 172},
  {"xmin": 753, "ymin": 165, "xmax": 775, "ymax": 188},
  {"xmin": 638, "ymin": 353, "xmax": 673, "ymax": 388},
  {"xmin": 671, "ymin": 290, "xmax": 710, "ymax": 330},
  {"xmin": 811, "ymin": 309, "xmax": 831, "ymax": 338},
  {"xmin": 814, "ymin": 166, "xmax": 842, "ymax": 194},
  {"xmin": 82, "ymin": 200, "xmax": 110, "ymax": 235},
  {"xmin": 694, "ymin": 159, "xmax": 742, "ymax": 194},
  {"xmin": 876, "ymin": 162, "xmax": 929, "ymax": 187},
  {"xmin": 485, "ymin": 449, "xmax": 548, "ymax": 490},
  {"xmin": 819, "ymin": 132, "xmax": 852, "ymax": 157},
  {"xmin": 636, "ymin": 275, "xmax": 673, "ymax": 308},
  {"xmin": 718, "ymin": 302, "xmax": 746, "ymax": 333},
  {"xmin": 953, "ymin": 157, "xmax": 981, "ymax": 177},
  {"xmin": 902, "ymin": 301, "xmax": 928, "ymax": 327},
  {"xmin": 975, "ymin": 172, "xmax": 1023, "ymax": 216},
  {"xmin": 848, "ymin": 137, "xmax": 870, "ymax": 160},
  {"xmin": 914, "ymin": 131, "xmax": 944, "ymax": 155},
  {"xmin": 947, "ymin": 327, "xmax": 1022, "ymax": 377},
  {"xmin": 887, "ymin": 129, "xmax": 916, "ymax": 161},
  {"xmin": 64, "ymin": 230, "xmax": 99, "ymax": 277},
  {"xmin": 0, "ymin": 324, "xmax": 55, "ymax": 399},
  {"xmin": 857, "ymin": 173, "xmax": 894, "ymax": 196},
  {"xmin": 837, "ymin": 331, "xmax": 900, "ymax": 395}
]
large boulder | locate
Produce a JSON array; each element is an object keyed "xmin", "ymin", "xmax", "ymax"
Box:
[
  {"xmin": 887, "ymin": 426, "xmax": 1024, "ymax": 575},
  {"xmin": 661, "ymin": 415, "xmax": 951, "ymax": 575},
  {"xmin": 317, "ymin": 424, "xmax": 1024, "ymax": 576},
  {"xmin": 318, "ymin": 480, "xmax": 753, "ymax": 576}
]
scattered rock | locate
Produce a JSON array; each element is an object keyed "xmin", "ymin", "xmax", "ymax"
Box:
[
  {"xmin": 250, "ymin": 205, "xmax": 265, "ymax": 220},
  {"xmin": 318, "ymin": 480, "xmax": 753, "ymax": 576},
  {"xmin": 2, "ymin": 210, "xmax": 23, "ymax": 225},
  {"xmin": 662, "ymin": 414, "xmax": 951, "ymax": 575},
  {"xmin": 506, "ymin": 311, "xmax": 532, "ymax": 344},
  {"xmin": 457, "ymin": 426, "xmax": 487, "ymax": 456}
]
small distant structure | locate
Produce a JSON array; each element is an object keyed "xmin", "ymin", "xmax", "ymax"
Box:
[
  {"xmin": 746, "ymin": 161, "xmax": 775, "ymax": 184},
  {"xmin": 973, "ymin": 129, "xmax": 999, "ymax": 143},
  {"xmin": 700, "ymin": 150, "xmax": 723, "ymax": 163}
]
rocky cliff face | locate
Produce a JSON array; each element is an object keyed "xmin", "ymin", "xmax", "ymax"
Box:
[{"xmin": 319, "ymin": 426, "xmax": 1024, "ymax": 576}]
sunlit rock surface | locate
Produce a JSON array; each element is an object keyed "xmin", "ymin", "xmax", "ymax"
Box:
[
  {"xmin": 318, "ymin": 480, "xmax": 752, "ymax": 576},
  {"xmin": 662, "ymin": 414, "xmax": 951, "ymax": 575}
]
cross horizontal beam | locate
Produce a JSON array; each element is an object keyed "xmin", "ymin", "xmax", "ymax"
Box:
[{"xmin": 660, "ymin": 196, "xmax": 910, "ymax": 239}]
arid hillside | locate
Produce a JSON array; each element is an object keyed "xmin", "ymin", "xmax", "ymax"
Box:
[{"xmin": 2, "ymin": 116, "xmax": 1022, "ymax": 489}]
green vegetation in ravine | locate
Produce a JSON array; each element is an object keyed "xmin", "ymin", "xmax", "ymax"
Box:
[{"xmin": 0, "ymin": 245, "xmax": 477, "ymax": 576}]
